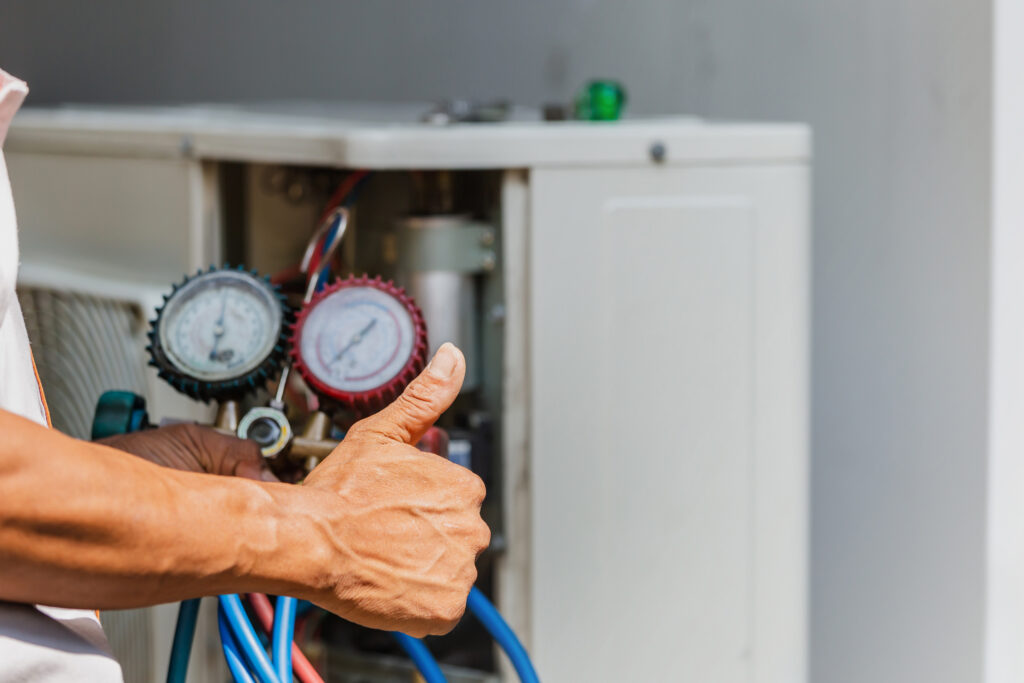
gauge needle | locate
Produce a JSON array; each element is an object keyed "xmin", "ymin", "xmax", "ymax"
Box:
[
  {"xmin": 209, "ymin": 293, "xmax": 229, "ymax": 361},
  {"xmin": 332, "ymin": 318, "xmax": 377, "ymax": 365}
]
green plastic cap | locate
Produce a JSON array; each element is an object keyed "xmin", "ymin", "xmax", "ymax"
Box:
[{"xmin": 575, "ymin": 80, "xmax": 628, "ymax": 121}]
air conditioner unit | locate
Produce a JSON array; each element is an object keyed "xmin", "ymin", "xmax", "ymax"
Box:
[{"xmin": 7, "ymin": 104, "xmax": 810, "ymax": 683}]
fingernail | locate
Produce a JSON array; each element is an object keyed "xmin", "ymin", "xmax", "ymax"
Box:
[
  {"xmin": 261, "ymin": 469, "xmax": 280, "ymax": 483},
  {"xmin": 427, "ymin": 343, "xmax": 458, "ymax": 378}
]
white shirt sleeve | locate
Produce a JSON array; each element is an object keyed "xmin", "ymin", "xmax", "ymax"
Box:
[
  {"xmin": 0, "ymin": 67, "xmax": 123, "ymax": 683},
  {"xmin": 0, "ymin": 79, "xmax": 46, "ymax": 425}
]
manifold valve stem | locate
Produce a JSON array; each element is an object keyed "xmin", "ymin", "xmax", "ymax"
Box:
[{"xmin": 237, "ymin": 406, "xmax": 293, "ymax": 458}]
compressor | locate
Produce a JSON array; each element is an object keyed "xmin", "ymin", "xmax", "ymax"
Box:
[{"xmin": 93, "ymin": 208, "xmax": 538, "ymax": 683}]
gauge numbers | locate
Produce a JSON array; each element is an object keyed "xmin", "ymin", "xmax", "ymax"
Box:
[{"xmin": 158, "ymin": 271, "xmax": 282, "ymax": 382}]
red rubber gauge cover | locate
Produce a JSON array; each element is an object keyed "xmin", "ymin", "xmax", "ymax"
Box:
[{"xmin": 290, "ymin": 275, "xmax": 428, "ymax": 415}]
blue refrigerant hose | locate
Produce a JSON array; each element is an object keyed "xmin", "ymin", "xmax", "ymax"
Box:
[
  {"xmin": 163, "ymin": 531, "xmax": 541, "ymax": 683},
  {"xmin": 393, "ymin": 632, "xmax": 448, "ymax": 683},
  {"xmin": 272, "ymin": 596, "xmax": 297, "ymax": 683},
  {"xmin": 218, "ymin": 594, "xmax": 280, "ymax": 683},
  {"xmin": 165, "ymin": 598, "xmax": 200, "ymax": 683},
  {"xmin": 218, "ymin": 603, "xmax": 257, "ymax": 683},
  {"xmin": 468, "ymin": 586, "xmax": 541, "ymax": 683},
  {"xmin": 165, "ymin": 558, "xmax": 541, "ymax": 683}
]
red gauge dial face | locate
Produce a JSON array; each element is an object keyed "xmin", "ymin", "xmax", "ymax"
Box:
[{"xmin": 292, "ymin": 277, "xmax": 427, "ymax": 413}]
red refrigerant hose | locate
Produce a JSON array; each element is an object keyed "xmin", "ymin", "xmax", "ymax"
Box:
[{"xmin": 246, "ymin": 593, "xmax": 326, "ymax": 683}]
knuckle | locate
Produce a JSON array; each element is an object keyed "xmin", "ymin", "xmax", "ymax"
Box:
[
  {"xmin": 394, "ymin": 384, "xmax": 436, "ymax": 423},
  {"xmin": 467, "ymin": 473, "xmax": 487, "ymax": 501},
  {"xmin": 438, "ymin": 600, "xmax": 467, "ymax": 625},
  {"xmin": 450, "ymin": 463, "xmax": 472, "ymax": 482},
  {"xmin": 344, "ymin": 420, "xmax": 392, "ymax": 448},
  {"xmin": 406, "ymin": 624, "xmax": 431, "ymax": 638},
  {"xmin": 425, "ymin": 619, "xmax": 458, "ymax": 637},
  {"xmin": 476, "ymin": 521, "xmax": 492, "ymax": 550},
  {"xmin": 344, "ymin": 417, "xmax": 374, "ymax": 439},
  {"xmin": 403, "ymin": 376, "xmax": 437, "ymax": 405},
  {"xmin": 464, "ymin": 563, "xmax": 479, "ymax": 587},
  {"xmin": 452, "ymin": 469, "xmax": 486, "ymax": 503}
]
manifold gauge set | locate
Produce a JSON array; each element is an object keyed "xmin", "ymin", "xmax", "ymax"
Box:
[
  {"xmin": 121, "ymin": 204, "xmax": 541, "ymax": 683},
  {"xmin": 146, "ymin": 208, "xmax": 429, "ymax": 469}
]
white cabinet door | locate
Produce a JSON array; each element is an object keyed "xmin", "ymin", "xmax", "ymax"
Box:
[{"xmin": 529, "ymin": 164, "xmax": 808, "ymax": 683}]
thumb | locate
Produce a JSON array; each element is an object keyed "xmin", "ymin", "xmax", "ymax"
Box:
[
  {"xmin": 233, "ymin": 454, "xmax": 280, "ymax": 482},
  {"xmin": 220, "ymin": 436, "xmax": 279, "ymax": 482},
  {"xmin": 350, "ymin": 342, "xmax": 465, "ymax": 445}
]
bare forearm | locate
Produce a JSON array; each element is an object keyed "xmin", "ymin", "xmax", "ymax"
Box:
[
  {"xmin": 0, "ymin": 343, "xmax": 489, "ymax": 637},
  {"xmin": 0, "ymin": 410, "xmax": 314, "ymax": 609}
]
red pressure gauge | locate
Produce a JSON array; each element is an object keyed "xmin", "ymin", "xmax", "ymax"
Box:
[{"xmin": 290, "ymin": 275, "xmax": 428, "ymax": 415}]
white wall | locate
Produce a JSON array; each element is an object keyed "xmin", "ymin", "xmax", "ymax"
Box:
[
  {"xmin": 0, "ymin": 2, "xmax": 996, "ymax": 681},
  {"xmin": 691, "ymin": 3, "xmax": 992, "ymax": 683},
  {"xmin": 984, "ymin": 0, "xmax": 1024, "ymax": 679}
]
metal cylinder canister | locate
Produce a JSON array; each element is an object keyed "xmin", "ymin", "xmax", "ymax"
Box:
[{"xmin": 394, "ymin": 215, "xmax": 496, "ymax": 391}]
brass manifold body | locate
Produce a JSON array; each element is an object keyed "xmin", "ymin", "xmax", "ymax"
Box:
[{"xmin": 214, "ymin": 400, "xmax": 338, "ymax": 471}]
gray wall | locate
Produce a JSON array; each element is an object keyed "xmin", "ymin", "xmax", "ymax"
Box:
[
  {"xmin": 0, "ymin": 2, "xmax": 993, "ymax": 681},
  {"xmin": 0, "ymin": 1, "xmax": 710, "ymax": 113}
]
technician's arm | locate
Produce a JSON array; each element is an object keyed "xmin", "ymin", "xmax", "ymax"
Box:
[{"xmin": 0, "ymin": 343, "xmax": 489, "ymax": 637}]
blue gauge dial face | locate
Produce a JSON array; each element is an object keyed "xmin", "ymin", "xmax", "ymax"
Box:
[
  {"xmin": 299, "ymin": 286, "xmax": 415, "ymax": 393},
  {"xmin": 158, "ymin": 271, "xmax": 282, "ymax": 382}
]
